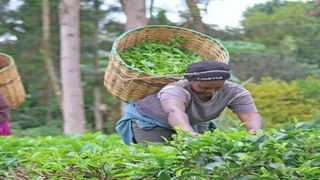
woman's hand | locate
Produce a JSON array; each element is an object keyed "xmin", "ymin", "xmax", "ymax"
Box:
[
  {"xmin": 248, "ymin": 128, "xmax": 257, "ymax": 135},
  {"xmin": 237, "ymin": 112, "xmax": 263, "ymax": 135}
]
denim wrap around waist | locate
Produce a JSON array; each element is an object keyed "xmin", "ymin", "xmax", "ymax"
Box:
[
  {"xmin": 116, "ymin": 103, "xmax": 212, "ymax": 144},
  {"xmin": 115, "ymin": 103, "xmax": 171, "ymax": 144}
]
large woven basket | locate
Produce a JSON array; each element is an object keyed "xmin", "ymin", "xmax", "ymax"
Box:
[
  {"xmin": 0, "ymin": 53, "xmax": 26, "ymax": 108},
  {"xmin": 104, "ymin": 25, "xmax": 229, "ymax": 102}
]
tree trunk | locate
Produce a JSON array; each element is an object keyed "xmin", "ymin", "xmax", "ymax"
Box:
[
  {"xmin": 186, "ymin": 0, "xmax": 205, "ymax": 33},
  {"xmin": 149, "ymin": 0, "xmax": 154, "ymax": 20},
  {"xmin": 59, "ymin": 0, "xmax": 86, "ymax": 134},
  {"xmin": 42, "ymin": 0, "xmax": 63, "ymax": 115},
  {"xmin": 93, "ymin": 0, "xmax": 103, "ymax": 131},
  {"xmin": 121, "ymin": 0, "xmax": 148, "ymax": 30},
  {"xmin": 120, "ymin": 0, "xmax": 148, "ymax": 113},
  {"xmin": 94, "ymin": 86, "xmax": 103, "ymax": 131},
  {"xmin": 46, "ymin": 84, "xmax": 52, "ymax": 122}
]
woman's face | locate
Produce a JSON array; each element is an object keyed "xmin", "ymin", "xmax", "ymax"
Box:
[{"xmin": 190, "ymin": 80, "xmax": 225, "ymax": 98}]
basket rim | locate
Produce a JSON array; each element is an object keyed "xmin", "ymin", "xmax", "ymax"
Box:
[
  {"xmin": 111, "ymin": 25, "xmax": 230, "ymax": 75},
  {"xmin": 0, "ymin": 52, "xmax": 15, "ymax": 73}
]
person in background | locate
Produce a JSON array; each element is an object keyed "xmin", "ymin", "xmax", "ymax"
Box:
[
  {"xmin": 116, "ymin": 60, "xmax": 263, "ymax": 144},
  {"xmin": 0, "ymin": 90, "xmax": 12, "ymax": 136}
]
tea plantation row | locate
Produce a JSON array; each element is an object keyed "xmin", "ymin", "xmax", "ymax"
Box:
[{"xmin": 0, "ymin": 122, "xmax": 319, "ymax": 179}]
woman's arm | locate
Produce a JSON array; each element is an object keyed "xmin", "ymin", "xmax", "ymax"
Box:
[
  {"xmin": 236, "ymin": 112, "xmax": 263, "ymax": 134},
  {"xmin": 160, "ymin": 99, "xmax": 198, "ymax": 135}
]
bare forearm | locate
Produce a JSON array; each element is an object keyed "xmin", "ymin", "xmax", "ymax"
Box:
[
  {"xmin": 160, "ymin": 99, "xmax": 197, "ymax": 135},
  {"xmin": 237, "ymin": 112, "xmax": 263, "ymax": 133},
  {"xmin": 167, "ymin": 112, "xmax": 196, "ymax": 134}
]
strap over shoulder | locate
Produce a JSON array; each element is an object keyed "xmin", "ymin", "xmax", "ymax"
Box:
[{"xmin": 157, "ymin": 80, "xmax": 191, "ymax": 105}]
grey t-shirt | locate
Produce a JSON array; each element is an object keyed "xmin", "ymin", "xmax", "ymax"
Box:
[{"xmin": 135, "ymin": 79, "xmax": 258, "ymax": 125}]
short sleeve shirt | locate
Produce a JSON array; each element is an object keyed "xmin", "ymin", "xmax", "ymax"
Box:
[
  {"xmin": 157, "ymin": 80, "xmax": 258, "ymax": 125},
  {"xmin": 135, "ymin": 80, "xmax": 258, "ymax": 126}
]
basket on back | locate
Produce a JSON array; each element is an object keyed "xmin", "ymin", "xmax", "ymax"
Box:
[
  {"xmin": 104, "ymin": 25, "xmax": 229, "ymax": 102},
  {"xmin": 0, "ymin": 53, "xmax": 26, "ymax": 108}
]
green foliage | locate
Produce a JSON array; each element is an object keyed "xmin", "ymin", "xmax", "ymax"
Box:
[
  {"xmin": 1, "ymin": 124, "xmax": 320, "ymax": 179},
  {"xmin": 148, "ymin": 9, "xmax": 176, "ymax": 26},
  {"xmin": 1, "ymin": 0, "xmax": 319, "ymax": 135},
  {"xmin": 226, "ymin": 1, "xmax": 320, "ymax": 82},
  {"xmin": 0, "ymin": 0, "xmax": 64, "ymax": 131},
  {"xmin": 242, "ymin": 1, "xmax": 320, "ymax": 67},
  {"xmin": 11, "ymin": 121, "xmax": 62, "ymax": 138},
  {"xmin": 223, "ymin": 40, "xmax": 266, "ymax": 52},
  {"xmin": 296, "ymin": 76, "xmax": 320, "ymax": 102},
  {"xmin": 244, "ymin": 78, "xmax": 319, "ymax": 128},
  {"xmin": 244, "ymin": 0, "xmax": 287, "ymax": 16},
  {"xmin": 230, "ymin": 51, "xmax": 320, "ymax": 81},
  {"xmin": 120, "ymin": 37, "xmax": 203, "ymax": 75},
  {"xmin": 0, "ymin": 0, "xmax": 123, "ymax": 133}
]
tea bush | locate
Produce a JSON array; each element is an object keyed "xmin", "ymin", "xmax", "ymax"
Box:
[
  {"xmin": 1, "ymin": 122, "xmax": 319, "ymax": 179},
  {"xmin": 296, "ymin": 77, "xmax": 320, "ymax": 103}
]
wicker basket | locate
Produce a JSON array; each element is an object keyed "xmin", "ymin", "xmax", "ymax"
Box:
[
  {"xmin": 104, "ymin": 25, "xmax": 229, "ymax": 102},
  {"xmin": 0, "ymin": 53, "xmax": 26, "ymax": 108}
]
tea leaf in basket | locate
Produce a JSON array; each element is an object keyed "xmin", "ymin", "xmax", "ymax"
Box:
[{"xmin": 119, "ymin": 36, "xmax": 203, "ymax": 75}]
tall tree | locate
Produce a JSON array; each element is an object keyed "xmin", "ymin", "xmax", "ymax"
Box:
[
  {"xmin": 92, "ymin": 0, "xmax": 103, "ymax": 131},
  {"xmin": 42, "ymin": 0, "xmax": 63, "ymax": 114},
  {"xmin": 0, "ymin": 0, "xmax": 64, "ymax": 128},
  {"xmin": 79, "ymin": 1, "xmax": 124, "ymax": 133},
  {"xmin": 185, "ymin": 0, "xmax": 205, "ymax": 33},
  {"xmin": 242, "ymin": 1, "xmax": 320, "ymax": 68},
  {"xmin": 120, "ymin": 0, "xmax": 148, "ymax": 30},
  {"xmin": 59, "ymin": 0, "xmax": 86, "ymax": 134}
]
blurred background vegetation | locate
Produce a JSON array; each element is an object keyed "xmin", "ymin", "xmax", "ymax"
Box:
[{"xmin": 0, "ymin": 0, "xmax": 319, "ymax": 137}]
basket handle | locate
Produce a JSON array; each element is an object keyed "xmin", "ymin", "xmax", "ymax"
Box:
[{"xmin": 108, "ymin": 70, "xmax": 231, "ymax": 81}]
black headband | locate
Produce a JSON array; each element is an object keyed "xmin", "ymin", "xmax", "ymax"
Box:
[{"xmin": 184, "ymin": 60, "xmax": 231, "ymax": 81}]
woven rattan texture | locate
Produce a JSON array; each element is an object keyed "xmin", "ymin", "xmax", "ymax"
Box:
[
  {"xmin": 104, "ymin": 26, "xmax": 229, "ymax": 102},
  {"xmin": 0, "ymin": 53, "xmax": 26, "ymax": 107}
]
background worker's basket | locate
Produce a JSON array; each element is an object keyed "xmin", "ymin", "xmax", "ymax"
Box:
[
  {"xmin": 0, "ymin": 53, "xmax": 26, "ymax": 107},
  {"xmin": 104, "ymin": 25, "xmax": 229, "ymax": 102}
]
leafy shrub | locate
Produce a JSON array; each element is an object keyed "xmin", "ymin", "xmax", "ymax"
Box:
[
  {"xmin": 1, "ymin": 124, "xmax": 320, "ymax": 179},
  {"xmin": 229, "ymin": 51, "xmax": 320, "ymax": 82},
  {"xmin": 244, "ymin": 77, "xmax": 319, "ymax": 128},
  {"xmin": 11, "ymin": 121, "xmax": 63, "ymax": 137},
  {"xmin": 296, "ymin": 77, "xmax": 320, "ymax": 103}
]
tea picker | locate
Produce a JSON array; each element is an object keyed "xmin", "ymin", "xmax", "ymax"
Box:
[{"xmin": 103, "ymin": 25, "xmax": 263, "ymax": 144}]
